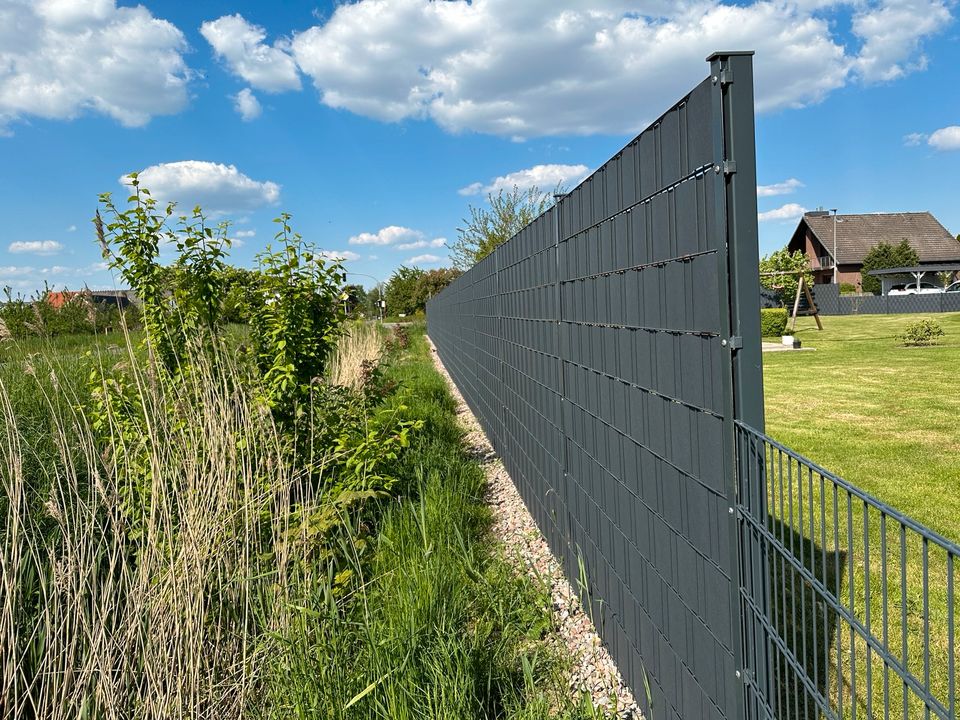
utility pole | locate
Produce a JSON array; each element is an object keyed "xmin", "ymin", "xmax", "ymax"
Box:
[{"xmin": 831, "ymin": 208, "xmax": 839, "ymax": 284}]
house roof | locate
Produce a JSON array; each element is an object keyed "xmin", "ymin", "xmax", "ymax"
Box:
[{"xmin": 797, "ymin": 211, "xmax": 960, "ymax": 265}]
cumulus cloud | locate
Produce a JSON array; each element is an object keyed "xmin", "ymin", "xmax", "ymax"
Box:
[
  {"xmin": 928, "ymin": 125, "xmax": 960, "ymax": 151},
  {"xmin": 122, "ymin": 161, "xmax": 280, "ymax": 216},
  {"xmin": 903, "ymin": 132, "xmax": 927, "ymax": 147},
  {"xmin": 224, "ymin": 0, "xmax": 953, "ymax": 139},
  {"xmin": 758, "ymin": 203, "xmax": 807, "ymax": 222},
  {"xmin": 757, "ymin": 178, "xmax": 804, "ymax": 197},
  {"xmin": 851, "ymin": 0, "xmax": 950, "ymax": 82},
  {"xmin": 200, "ymin": 14, "xmax": 301, "ymax": 92},
  {"xmin": 459, "ymin": 164, "xmax": 590, "ymax": 196},
  {"xmin": 233, "ymin": 88, "xmax": 262, "ymax": 121},
  {"xmin": 0, "ymin": 0, "xmax": 192, "ymax": 132},
  {"xmin": 234, "ymin": 229, "xmax": 256, "ymax": 238},
  {"xmin": 319, "ymin": 249, "xmax": 361, "ymax": 262},
  {"xmin": 9, "ymin": 240, "xmax": 63, "ymax": 255},
  {"xmin": 406, "ymin": 253, "xmax": 442, "ymax": 265},
  {"xmin": 395, "ymin": 237, "xmax": 446, "ymax": 251},
  {"xmin": 348, "ymin": 225, "xmax": 424, "ymax": 246}
]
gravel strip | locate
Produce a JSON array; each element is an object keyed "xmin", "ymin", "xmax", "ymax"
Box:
[{"xmin": 428, "ymin": 339, "xmax": 642, "ymax": 719}]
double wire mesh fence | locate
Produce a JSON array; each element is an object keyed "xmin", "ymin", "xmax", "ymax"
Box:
[{"xmin": 737, "ymin": 422, "xmax": 958, "ymax": 720}]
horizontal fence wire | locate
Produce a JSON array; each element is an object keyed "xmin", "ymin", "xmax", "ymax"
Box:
[{"xmin": 736, "ymin": 421, "xmax": 959, "ymax": 720}]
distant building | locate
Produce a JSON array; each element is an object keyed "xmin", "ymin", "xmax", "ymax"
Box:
[
  {"xmin": 45, "ymin": 289, "xmax": 137, "ymax": 309},
  {"xmin": 787, "ymin": 211, "xmax": 960, "ymax": 290}
]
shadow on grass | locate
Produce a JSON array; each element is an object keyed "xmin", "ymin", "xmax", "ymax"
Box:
[{"xmin": 763, "ymin": 515, "xmax": 848, "ymax": 720}]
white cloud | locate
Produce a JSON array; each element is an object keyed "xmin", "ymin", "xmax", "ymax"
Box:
[
  {"xmin": 66, "ymin": 225, "xmax": 76, "ymax": 232},
  {"xmin": 758, "ymin": 203, "xmax": 807, "ymax": 222},
  {"xmin": 201, "ymin": 14, "xmax": 301, "ymax": 93},
  {"xmin": 123, "ymin": 161, "xmax": 280, "ymax": 216},
  {"xmin": 348, "ymin": 225, "xmax": 424, "ymax": 246},
  {"xmin": 903, "ymin": 132, "xmax": 927, "ymax": 147},
  {"xmin": 319, "ymin": 249, "xmax": 361, "ymax": 262},
  {"xmin": 234, "ymin": 229, "xmax": 256, "ymax": 238},
  {"xmin": 0, "ymin": 0, "xmax": 191, "ymax": 132},
  {"xmin": 395, "ymin": 237, "xmax": 446, "ymax": 251},
  {"xmin": 459, "ymin": 164, "xmax": 590, "ymax": 196},
  {"xmin": 0, "ymin": 261, "xmax": 111, "ymax": 292},
  {"xmin": 851, "ymin": 0, "xmax": 950, "ymax": 82},
  {"xmin": 406, "ymin": 253, "xmax": 442, "ymax": 265},
  {"xmin": 274, "ymin": 0, "xmax": 950, "ymax": 138},
  {"xmin": 757, "ymin": 178, "xmax": 804, "ymax": 197},
  {"xmin": 928, "ymin": 125, "xmax": 960, "ymax": 151},
  {"xmin": 8, "ymin": 240, "xmax": 63, "ymax": 255},
  {"xmin": 233, "ymin": 88, "xmax": 262, "ymax": 121}
]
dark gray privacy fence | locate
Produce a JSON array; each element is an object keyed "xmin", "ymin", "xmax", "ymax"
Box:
[
  {"xmin": 429, "ymin": 51, "xmax": 765, "ymax": 720},
  {"xmin": 811, "ymin": 284, "xmax": 960, "ymax": 315},
  {"xmin": 428, "ymin": 52, "xmax": 957, "ymax": 720}
]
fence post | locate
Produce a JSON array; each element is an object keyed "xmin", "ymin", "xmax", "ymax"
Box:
[{"xmin": 709, "ymin": 50, "xmax": 769, "ymax": 719}]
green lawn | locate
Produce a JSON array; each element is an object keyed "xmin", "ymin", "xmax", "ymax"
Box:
[
  {"xmin": 762, "ymin": 312, "xmax": 960, "ymax": 718},
  {"xmin": 764, "ymin": 312, "xmax": 960, "ymax": 543}
]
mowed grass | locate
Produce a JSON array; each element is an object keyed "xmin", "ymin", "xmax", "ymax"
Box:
[
  {"xmin": 764, "ymin": 312, "xmax": 960, "ymax": 543},
  {"xmin": 762, "ymin": 312, "xmax": 960, "ymax": 718}
]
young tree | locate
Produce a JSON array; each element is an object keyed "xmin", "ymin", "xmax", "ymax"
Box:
[
  {"xmin": 418, "ymin": 267, "xmax": 462, "ymax": 302},
  {"xmin": 449, "ymin": 185, "xmax": 555, "ymax": 270},
  {"xmin": 758, "ymin": 248, "xmax": 812, "ymax": 306},
  {"xmin": 385, "ymin": 267, "xmax": 426, "ymax": 316},
  {"xmin": 860, "ymin": 239, "xmax": 919, "ymax": 295}
]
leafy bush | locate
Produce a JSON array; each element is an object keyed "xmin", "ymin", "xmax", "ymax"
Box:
[
  {"xmin": 840, "ymin": 282, "xmax": 858, "ymax": 295},
  {"xmin": 898, "ymin": 318, "xmax": 944, "ymax": 346},
  {"xmin": 761, "ymin": 308, "xmax": 789, "ymax": 337}
]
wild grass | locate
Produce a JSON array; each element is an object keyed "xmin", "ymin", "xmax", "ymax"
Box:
[
  {"xmin": 328, "ymin": 322, "xmax": 387, "ymax": 389},
  {"xmin": 0, "ymin": 324, "xmax": 602, "ymax": 719},
  {"xmin": 267, "ymin": 325, "xmax": 605, "ymax": 719},
  {"xmin": 0, "ymin": 335, "xmax": 312, "ymax": 718}
]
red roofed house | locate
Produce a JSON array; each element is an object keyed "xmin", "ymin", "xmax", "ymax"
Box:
[{"xmin": 787, "ymin": 211, "xmax": 960, "ymax": 291}]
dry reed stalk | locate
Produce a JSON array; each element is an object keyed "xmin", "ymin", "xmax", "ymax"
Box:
[
  {"xmin": 328, "ymin": 323, "xmax": 385, "ymax": 389},
  {"xmin": 0, "ymin": 336, "xmax": 323, "ymax": 720}
]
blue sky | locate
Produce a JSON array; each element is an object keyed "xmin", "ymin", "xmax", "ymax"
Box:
[{"xmin": 1, "ymin": 0, "xmax": 957, "ymax": 294}]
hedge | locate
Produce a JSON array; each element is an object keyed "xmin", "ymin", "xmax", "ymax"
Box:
[{"xmin": 760, "ymin": 308, "xmax": 788, "ymax": 337}]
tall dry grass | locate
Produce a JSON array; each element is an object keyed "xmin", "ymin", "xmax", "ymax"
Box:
[
  {"xmin": 328, "ymin": 322, "xmax": 386, "ymax": 389},
  {"xmin": 0, "ymin": 338, "xmax": 326, "ymax": 719}
]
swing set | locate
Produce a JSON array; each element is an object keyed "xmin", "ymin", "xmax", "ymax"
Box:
[{"xmin": 759, "ymin": 270, "xmax": 823, "ymax": 331}]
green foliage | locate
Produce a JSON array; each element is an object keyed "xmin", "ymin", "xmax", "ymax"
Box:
[
  {"xmin": 267, "ymin": 329, "xmax": 601, "ymax": 719},
  {"xmin": 450, "ymin": 185, "xmax": 555, "ymax": 270},
  {"xmin": 250, "ymin": 213, "xmax": 347, "ymax": 419},
  {"xmin": 758, "ymin": 248, "xmax": 813, "ymax": 306},
  {"xmin": 384, "ymin": 266, "xmax": 461, "ymax": 316},
  {"xmin": 760, "ymin": 308, "xmax": 789, "ymax": 337},
  {"xmin": 385, "ymin": 266, "xmax": 426, "ymax": 316},
  {"xmin": 860, "ymin": 239, "xmax": 919, "ymax": 295},
  {"xmin": 897, "ymin": 318, "xmax": 944, "ymax": 346},
  {"xmin": 840, "ymin": 282, "xmax": 858, "ymax": 295}
]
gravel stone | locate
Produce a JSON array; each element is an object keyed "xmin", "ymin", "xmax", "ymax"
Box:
[{"xmin": 429, "ymin": 339, "xmax": 643, "ymax": 719}]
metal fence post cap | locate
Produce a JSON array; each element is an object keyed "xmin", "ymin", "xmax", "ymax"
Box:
[{"xmin": 705, "ymin": 50, "xmax": 755, "ymax": 61}]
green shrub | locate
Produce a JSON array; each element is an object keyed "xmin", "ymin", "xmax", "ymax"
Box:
[
  {"xmin": 898, "ymin": 318, "xmax": 944, "ymax": 346},
  {"xmin": 760, "ymin": 308, "xmax": 789, "ymax": 337},
  {"xmin": 840, "ymin": 282, "xmax": 858, "ymax": 295}
]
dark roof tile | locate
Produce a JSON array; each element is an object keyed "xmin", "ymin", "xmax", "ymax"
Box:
[{"xmin": 802, "ymin": 212, "xmax": 959, "ymax": 264}]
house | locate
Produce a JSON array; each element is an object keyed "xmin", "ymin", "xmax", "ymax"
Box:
[
  {"xmin": 786, "ymin": 211, "xmax": 960, "ymax": 290},
  {"xmin": 45, "ymin": 289, "xmax": 137, "ymax": 310}
]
